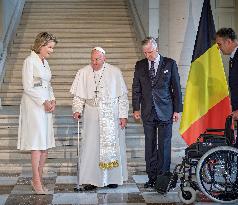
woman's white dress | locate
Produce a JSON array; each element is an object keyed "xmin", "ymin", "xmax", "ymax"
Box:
[{"xmin": 17, "ymin": 51, "xmax": 55, "ymax": 151}]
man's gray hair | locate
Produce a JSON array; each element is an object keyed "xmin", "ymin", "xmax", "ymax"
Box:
[{"xmin": 141, "ymin": 37, "xmax": 158, "ymax": 49}]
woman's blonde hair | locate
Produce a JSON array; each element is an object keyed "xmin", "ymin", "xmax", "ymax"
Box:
[{"xmin": 32, "ymin": 32, "xmax": 58, "ymax": 53}]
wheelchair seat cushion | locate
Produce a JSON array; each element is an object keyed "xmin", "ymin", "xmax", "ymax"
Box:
[{"xmin": 185, "ymin": 140, "xmax": 226, "ymax": 159}]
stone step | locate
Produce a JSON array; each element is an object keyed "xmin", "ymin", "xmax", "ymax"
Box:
[
  {"xmin": 20, "ymin": 19, "xmax": 131, "ymax": 25},
  {"xmin": 5, "ymin": 61, "xmax": 137, "ymax": 70},
  {"xmin": 0, "ymin": 85, "xmax": 133, "ymax": 93},
  {"xmin": 0, "ymin": 122, "xmax": 142, "ymax": 135},
  {"xmin": 0, "ymin": 83, "xmax": 132, "ymax": 91},
  {"xmin": 5, "ymin": 59, "xmax": 138, "ymax": 66},
  {"xmin": 1, "ymin": 100, "xmax": 132, "ymax": 107},
  {"xmin": 0, "ymin": 106, "xmax": 136, "ymax": 121},
  {"xmin": 8, "ymin": 52, "xmax": 139, "ymax": 59},
  {"xmin": 22, "ymin": 8, "xmax": 128, "ymax": 15},
  {"xmin": 1, "ymin": 100, "xmax": 68, "ymax": 106},
  {"xmin": 13, "ymin": 37, "xmax": 135, "ymax": 44},
  {"xmin": 0, "ymin": 92, "xmax": 71, "ymax": 98},
  {"xmin": 0, "ymin": 144, "xmax": 144, "ymax": 160},
  {"xmin": 0, "ymin": 158, "xmax": 146, "ymax": 174},
  {"xmin": 25, "ymin": 5, "xmax": 127, "ymax": 10},
  {"xmin": 1, "ymin": 95, "xmax": 132, "ymax": 106},
  {"xmin": 15, "ymin": 28, "xmax": 133, "ymax": 34},
  {"xmin": 24, "ymin": 3, "xmax": 127, "ymax": 9},
  {"xmin": 3, "ymin": 77, "xmax": 133, "ymax": 84},
  {"xmin": 5, "ymin": 69, "xmax": 134, "ymax": 77},
  {"xmin": 3, "ymin": 90, "xmax": 133, "ymax": 98},
  {"xmin": 21, "ymin": 14, "xmax": 129, "ymax": 20},
  {"xmin": 17, "ymin": 23, "xmax": 131, "ymax": 30},
  {"xmin": 0, "ymin": 118, "xmax": 137, "ymax": 129},
  {"xmin": 0, "ymin": 134, "xmax": 145, "ymax": 152},
  {"xmin": 1, "ymin": 94, "xmax": 133, "ymax": 104},
  {"xmin": 10, "ymin": 47, "xmax": 139, "ymax": 54},
  {"xmin": 2, "ymin": 75, "xmax": 133, "ymax": 83},
  {"xmin": 0, "ymin": 112, "xmax": 136, "ymax": 121},
  {"xmin": 20, "ymin": 13, "xmax": 132, "ymax": 21},
  {"xmin": 4, "ymin": 72, "xmax": 134, "ymax": 80},
  {"xmin": 0, "ymin": 84, "xmax": 68, "ymax": 90},
  {"xmin": 0, "ymin": 131, "xmax": 144, "ymax": 143},
  {"xmin": 15, "ymin": 32, "xmax": 135, "ymax": 38},
  {"xmin": 1, "ymin": 84, "xmax": 132, "ymax": 91},
  {"xmin": 5, "ymin": 63, "xmax": 136, "ymax": 71},
  {"xmin": 0, "ymin": 118, "xmax": 140, "ymax": 128},
  {"xmin": 0, "ymin": 91, "xmax": 133, "ymax": 99},
  {"xmin": 12, "ymin": 41, "xmax": 136, "ymax": 48},
  {"xmin": 26, "ymin": 0, "xmax": 126, "ymax": 2}
]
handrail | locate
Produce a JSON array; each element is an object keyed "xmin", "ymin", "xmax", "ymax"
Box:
[{"xmin": 0, "ymin": 0, "xmax": 25, "ymax": 86}]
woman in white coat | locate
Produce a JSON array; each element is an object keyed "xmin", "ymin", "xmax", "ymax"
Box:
[{"xmin": 17, "ymin": 32, "xmax": 57, "ymax": 194}]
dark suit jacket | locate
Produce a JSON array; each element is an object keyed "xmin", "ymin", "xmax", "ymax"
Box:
[
  {"xmin": 229, "ymin": 49, "xmax": 238, "ymax": 111},
  {"xmin": 132, "ymin": 56, "xmax": 182, "ymax": 122}
]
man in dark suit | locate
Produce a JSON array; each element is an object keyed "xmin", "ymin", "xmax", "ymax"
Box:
[
  {"xmin": 216, "ymin": 28, "xmax": 238, "ymax": 148},
  {"xmin": 132, "ymin": 37, "xmax": 182, "ymax": 188}
]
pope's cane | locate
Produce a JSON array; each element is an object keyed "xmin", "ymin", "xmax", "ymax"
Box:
[{"xmin": 74, "ymin": 120, "xmax": 80, "ymax": 191}]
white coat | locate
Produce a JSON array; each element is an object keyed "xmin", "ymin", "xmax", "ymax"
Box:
[{"xmin": 17, "ymin": 51, "xmax": 55, "ymax": 150}]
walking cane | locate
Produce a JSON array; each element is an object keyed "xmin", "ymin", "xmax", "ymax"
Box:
[{"xmin": 74, "ymin": 120, "xmax": 81, "ymax": 192}]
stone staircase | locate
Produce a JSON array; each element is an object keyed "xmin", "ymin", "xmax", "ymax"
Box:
[
  {"xmin": 0, "ymin": 106, "xmax": 146, "ymax": 174},
  {"xmin": 0, "ymin": 0, "xmax": 146, "ymax": 175},
  {"xmin": 1, "ymin": 0, "xmax": 141, "ymax": 106}
]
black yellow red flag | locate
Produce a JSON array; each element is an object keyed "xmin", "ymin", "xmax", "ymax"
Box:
[{"xmin": 179, "ymin": 0, "xmax": 231, "ymax": 145}]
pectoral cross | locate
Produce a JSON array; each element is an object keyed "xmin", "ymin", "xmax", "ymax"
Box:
[
  {"xmin": 94, "ymin": 87, "xmax": 99, "ymax": 106},
  {"xmin": 94, "ymin": 88, "xmax": 99, "ymax": 98}
]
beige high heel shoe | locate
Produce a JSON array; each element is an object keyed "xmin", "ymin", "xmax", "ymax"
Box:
[
  {"xmin": 31, "ymin": 180, "xmax": 47, "ymax": 195},
  {"xmin": 42, "ymin": 185, "xmax": 48, "ymax": 192},
  {"xmin": 40, "ymin": 179, "xmax": 48, "ymax": 192}
]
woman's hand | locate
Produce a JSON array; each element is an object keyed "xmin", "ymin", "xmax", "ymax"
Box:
[
  {"xmin": 49, "ymin": 100, "xmax": 56, "ymax": 112},
  {"xmin": 43, "ymin": 100, "xmax": 52, "ymax": 112},
  {"xmin": 43, "ymin": 100, "xmax": 55, "ymax": 112}
]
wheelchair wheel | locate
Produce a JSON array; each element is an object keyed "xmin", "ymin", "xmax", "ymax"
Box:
[
  {"xmin": 196, "ymin": 146, "xmax": 238, "ymax": 203},
  {"xmin": 178, "ymin": 186, "xmax": 196, "ymax": 204}
]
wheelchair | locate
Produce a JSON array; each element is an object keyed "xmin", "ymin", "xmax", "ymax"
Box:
[{"xmin": 166, "ymin": 115, "xmax": 238, "ymax": 204}]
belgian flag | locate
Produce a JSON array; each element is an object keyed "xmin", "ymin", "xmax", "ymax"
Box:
[{"xmin": 179, "ymin": 0, "xmax": 231, "ymax": 145}]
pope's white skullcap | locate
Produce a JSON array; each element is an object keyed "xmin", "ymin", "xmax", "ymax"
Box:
[{"xmin": 92, "ymin": 47, "xmax": 106, "ymax": 55}]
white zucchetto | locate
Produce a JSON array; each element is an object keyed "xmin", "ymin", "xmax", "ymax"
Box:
[{"xmin": 92, "ymin": 47, "xmax": 106, "ymax": 55}]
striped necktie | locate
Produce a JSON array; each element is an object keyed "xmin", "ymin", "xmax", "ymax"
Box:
[{"xmin": 149, "ymin": 61, "xmax": 155, "ymax": 80}]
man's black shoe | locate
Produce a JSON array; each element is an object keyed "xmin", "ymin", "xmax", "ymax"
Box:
[
  {"xmin": 107, "ymin": 184, "xmax": 118, "ymax": 188},
  {"xmin": 144, "ymin": 180, "xmax": 155, "ymax": 188},
  {"xmin": 80, "ymin": 184, "xmax": 97, "ymax": 191}
]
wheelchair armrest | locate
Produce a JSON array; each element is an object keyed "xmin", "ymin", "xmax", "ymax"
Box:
[
  {"xmin": 205, "ymin": 128, "xmax": 225, "ymax": 133},
  {"xmin": 197, "ymin": 133, "xmax": 226, "ymax": 143}
]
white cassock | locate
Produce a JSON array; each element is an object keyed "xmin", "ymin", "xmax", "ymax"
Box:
[
  {"xmin": 70, "ymin": 62, "xmax": 129, "ymax": 187},
  {"xmin": 18, "ymin": 51, "xmax": 55, "ymax": 150}
]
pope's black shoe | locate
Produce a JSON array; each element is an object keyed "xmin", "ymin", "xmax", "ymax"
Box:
[
  {"xmin": 107, "ymin": 184, "xmax": 118, "ymax": 188},
  {"xmin": 80, "ymin": 184, "xmax": 97, "ymax": 191}
]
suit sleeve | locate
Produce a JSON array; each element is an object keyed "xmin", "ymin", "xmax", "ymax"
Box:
[
  {"xmin": 171, "ymin": 60, "xmax": 182, "ymax": 112},
  {"xmin": 22, "ymin": 58, "xmax": 47, "ymax": 106},
  {"xmin": 132, "ymin": 61, "xmax": 142, "ymax": 112}
]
